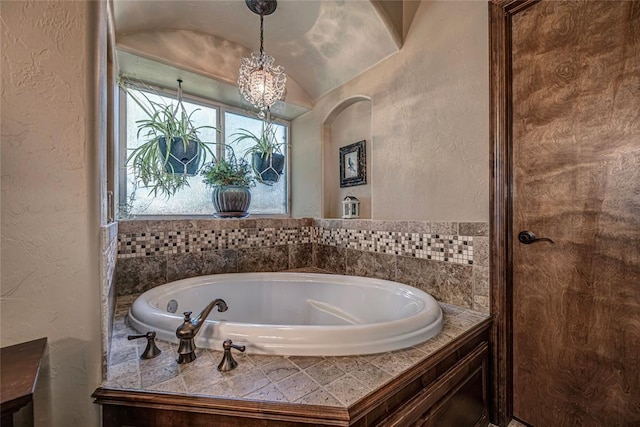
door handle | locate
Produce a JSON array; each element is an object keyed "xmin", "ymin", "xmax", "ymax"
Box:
[{"xmin": 518, "ymin": 230, "xmax": 555, "ymax": 245}]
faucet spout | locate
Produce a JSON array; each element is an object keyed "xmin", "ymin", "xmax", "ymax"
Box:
[{"xmin": 176, "ymin": 298, "xmax": 228, "ymax": 364}]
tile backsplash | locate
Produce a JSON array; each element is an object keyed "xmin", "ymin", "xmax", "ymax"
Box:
[{"xmin": 115, "ymin": 219, "xmax": 489, "ymax": 312}]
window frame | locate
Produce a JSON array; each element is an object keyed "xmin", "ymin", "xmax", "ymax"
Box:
[{"xmin": 117, "ymin": 83, "xmax": 291, "ymax": 219}]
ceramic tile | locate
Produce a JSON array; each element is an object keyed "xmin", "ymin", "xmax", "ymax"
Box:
[
  {"xmin": 201, "ymin": 250, "xmax": 238, "ymax": 274},
  {"xmin": 472, "ymin": 266, "xmax": 490, "ymax": 297},
  {"xmin": 305, "ymin": 360, "xmax": 344, "ymax": 386},
  {"xmin": 345, "ymin": 249, "xmax": 396, "ymax": 281},
  {"xmin": 107, "ymin": 359, "xmax": 140, "ymax": 385},
  {"xmin": 140, "ymin": 361, "xmax": 180, "ymax": 387},
  {"xmin": 115, "ymin": 256, "xmax": 167, "ymax": 296},
  {"xmin": 147, "ymin": 376, "xmax": 187, "ymax": 394},
  {"xmin": 315, "ymin": 244, "xmax": 346, "ymax": 273},
  {"xmin": 183, "ymin": 368, "xmax": 225, "ymax": 394},
  {"xmin": 396, "ymin": 256, "xmax": 473, "ymax": 309},
  {"xmin": 166, "ymin": 253, "xmax": 205, "ymax": 281},
  {"xmin": 349, "ymin": 363, "xmax": 392, "ymax": 389},
  {"xmin": 431, "ymin": 221, "xmax": 458, "ymax": 235},
  {"xmin": 260, "ymin": 358, "xmax": 301, "ymax": 382},
  {"xmin": 237, "ymin": 245, "xmax": 289, "ymax": 272},
  {"xmin": 137, "ymin": 345, "xmax": 176, "ymax": 370},
  {"xmin": 474, "ymin": 295, "xmax": 490, "ymax": 313},
  {"xmin": 200, "ymin": 379, "xmax": 237, "ymax": 398},
  {"xmin": 371, "ymin": 351, "xmax": 414, "ymax": 376},
  {"xmin": 117, "ymin": 220, "xmax": 147, "ymax": 234},
  {"xmin": 244, "ymin": 383, "xmax": 288, "ymax": 403},
  {"xmin": 227, "ymin": 368, "xmax": 271, "ymax": 396},
  {"xmin": 275, "ymin": 372, "xmax": 320, "ymax": 402},
  {"xmin": 247, "ymin": 353, "xmax": 281, "ymax": 367},
  {"xmin": 473, "ymin": 236, "xmax": 490, "ymax": 268},
  {"xmin": 295, "ymin": 388, "xmax": 342, "ymax": 407},
  {"xmin": 288, "ymin": 356, "xmax": 324, "ymax": 370},
  {"xmin": 330, "ymin": 356, "xmax": 371, "ymax": 373},
  {"xmin": 178, "ymin": 350, "xmax": 215, "ymax": 374},
  {"xmin": 370, "ymin": 220, "xmax": 407, "ymax": 233},
  {"xmin": 289, "ymin": 243, "xmax": 313, "ymax": 270},
  {"xmin": 324, "ymin": 375, "xmax": 368, "ymax": 406},
  {"xmin": 406, "ymin": 221, "xmax": 431, "ymax": 234},
  {"xmin": 459, "ymin": 222, "xmax": 489, "ymax": 236}
]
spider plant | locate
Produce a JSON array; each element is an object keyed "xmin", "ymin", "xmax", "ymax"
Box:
[{"xmin": 120, "ymin": 79, "xmax": 218, "ymax": 198}]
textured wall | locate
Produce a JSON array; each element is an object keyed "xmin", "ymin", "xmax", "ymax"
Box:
[
  {"xmin": 292, "ymin": 1, "xmax": 489, "ymax": 221},
  {"xmin": 1, "ymin": 1, "xmax": 102, "ymax": 425}
]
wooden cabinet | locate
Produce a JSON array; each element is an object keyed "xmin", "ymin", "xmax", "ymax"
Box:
[
  {"xmin": 94, "ymin": 320, "xmax": 490, "ymax": 427},
  {"xmin": 1, "ymin": 338, "xmax": 47, "ymax": 427}
]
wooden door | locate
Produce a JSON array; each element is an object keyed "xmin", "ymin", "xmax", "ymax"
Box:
[{"xmin": 507, "ymin": 1, "xmax": 640, "ymax": 426}]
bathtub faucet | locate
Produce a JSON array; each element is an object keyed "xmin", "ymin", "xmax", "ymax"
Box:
[{"xmin": 175, "ymin": 298, "xmax": 228, "ymax": 364}]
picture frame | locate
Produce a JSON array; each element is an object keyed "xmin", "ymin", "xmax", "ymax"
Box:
[{"xmin": 339, "ymin": 140, "xmax": 367, "ymax": 188}]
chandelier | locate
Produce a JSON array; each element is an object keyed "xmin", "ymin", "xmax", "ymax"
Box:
[{"xmin": 238, "ymin": 0, "xmax": 287, "ymax": 116}]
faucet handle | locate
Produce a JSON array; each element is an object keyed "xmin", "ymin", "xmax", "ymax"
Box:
[
  {"xmin": 183, "ymin": 311, "xmax": 192, "ymax": 321},
  {"xmin": 217, "ymin": 339, "xmax": 246, "ymax": 372},
  {"xmin": 127, "ymin": 331, "xmax": 162, "ymax": 360},
  {"xmin": 223, "ymin": 339, "xmax": 246, "ymax": 352}
]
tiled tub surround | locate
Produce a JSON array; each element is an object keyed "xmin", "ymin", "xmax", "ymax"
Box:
[
  {"xmin": 102, "ymin": 294, "xmax": 490, "ymax": 413},
  {"xmin": 100, "ymin": 221, "xmax": 119, "ymax": 376},
  {"xmin": 115, "ymin": 219, "xmax": 489, "ymax": 312}
]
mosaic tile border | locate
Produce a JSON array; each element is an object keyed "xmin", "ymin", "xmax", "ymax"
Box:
[
  {"xmin": 117, "ymin": 219, "xmax": 485, "ymax": 267},
  {"xmin": 118, "ymin": 227, "xmax": 314, "ymax": 258},
  {"xmin": 317, "ymin": 228, "xmax": 473, "ymax": 265}
]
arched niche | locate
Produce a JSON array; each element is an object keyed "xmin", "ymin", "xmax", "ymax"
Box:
[{"xmin": 322, "ymin": 96, "xmax": 372, "ymax": 219}]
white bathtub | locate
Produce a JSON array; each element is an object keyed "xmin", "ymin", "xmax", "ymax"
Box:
[{"xmin": 128, "ymin": 272, "xmax": 443, "ymax": 356}]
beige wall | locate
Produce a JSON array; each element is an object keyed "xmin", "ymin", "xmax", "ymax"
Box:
[
  {"xmin": 1, "ymin": 1, "xmax": 103, "ymax": 426},
  {"xmin": 292, "ymin": 1, "xmax": 489, "ymax": 222},
  {"xmin": 325, "ymin": 101, "xmax": 373, "ymax": 218}
]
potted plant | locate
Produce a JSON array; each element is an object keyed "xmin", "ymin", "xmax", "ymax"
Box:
[
  {"xmin": 120, "ymin": 79, "xmax": 217, "ymax": 198},
  {"xmin": 201, "ymin": 152, "xmax": 256, "ymax": 218},
  {"xmin": 230, "ymin": 121, "xmax": 286, "ymax": 184}
]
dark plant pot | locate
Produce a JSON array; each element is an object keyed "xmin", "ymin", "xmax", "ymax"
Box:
[
  {"xmin": 211, "ymin": 185, "xmax": 251, "ymax": 218},
  {"xmin": 159, "ymin": 137, "xmax": 200, "ymax": 176},
  {"xmin": 252, "ymin": 152, "xmax": 285, "ymax": 184}
]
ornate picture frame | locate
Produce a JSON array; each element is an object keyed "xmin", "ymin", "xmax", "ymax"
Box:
[{"xmin": 339, "ymin": 140, "xmax": 366, "ymax": 188}]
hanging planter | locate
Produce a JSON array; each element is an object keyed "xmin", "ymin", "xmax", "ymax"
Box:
[
  {"xmin": 230, "ymin": 121, "xmax": 286, "ymax": 185},
  {"xmin": 158, "ymin": 137, "xmax": 201, "ymax": 176},
  {"xmin": 251, "ymin": 152, "xmax": 285, "ymax": 184},
  {"xmin": 121, "ymin": 78, "xmax": 217, "ymax": 198}
]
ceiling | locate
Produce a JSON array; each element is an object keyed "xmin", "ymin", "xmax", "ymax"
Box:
[{"xmin": 111, "ymin": 0, "xmax": 405, "ymax": 118}]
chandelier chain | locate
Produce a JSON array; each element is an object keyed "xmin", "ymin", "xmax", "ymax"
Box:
[{"xmin": 259, "ymin": 13, "xmax": 264, "ymax": 58}]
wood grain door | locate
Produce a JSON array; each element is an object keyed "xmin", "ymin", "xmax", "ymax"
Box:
[{"xmin": 509, "ymin": 1, "xmax": 640, "ymax": 426}]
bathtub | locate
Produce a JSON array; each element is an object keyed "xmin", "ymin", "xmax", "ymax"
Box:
[{"xmin": 128, "ymin": 272, "xmax": 443, "ymax": 356}]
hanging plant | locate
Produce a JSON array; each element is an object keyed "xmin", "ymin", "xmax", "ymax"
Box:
[
  {"xmin": 120, "ymin": 78, "xmax": 218, "ymax": 198},
  {"xmin": 230, "ymin": 120, "xmax": 286, "ymax": 185}
]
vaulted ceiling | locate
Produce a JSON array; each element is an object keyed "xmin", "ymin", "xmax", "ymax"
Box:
[{"xmin": 111, "ymin": 0, "xmax": 408, "ymax": 119}]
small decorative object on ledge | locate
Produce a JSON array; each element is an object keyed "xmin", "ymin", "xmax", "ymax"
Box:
[
  {"xmin": 342, "ymin": 195, "xmax": 360, "ymax": 219},
  {"xmin": 340, "ymin": 140, "xmax": 366, "ymax": 188}
]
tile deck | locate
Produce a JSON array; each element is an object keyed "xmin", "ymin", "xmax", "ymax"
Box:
[{"xmin": 103, "ymin": 295, "xmax": 489, "ymax": 409}]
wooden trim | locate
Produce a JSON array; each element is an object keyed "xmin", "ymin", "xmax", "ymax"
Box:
[
  {"xmin": 488, "ymin": 1, "xmax": 538, "ymax": 426},
  {"xmin": 379, "ymin": 343, "xmax": 488, "ymax": 426}
]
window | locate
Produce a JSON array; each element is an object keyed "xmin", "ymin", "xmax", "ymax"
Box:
[{"xmin": 119, "ymin": 86, "xmax": 289, "ymax": 217}]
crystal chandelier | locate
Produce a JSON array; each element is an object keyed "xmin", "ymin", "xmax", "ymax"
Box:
[{"xmin": 238, "ymin": 0, "xmax": 286, "ymax": 116}]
